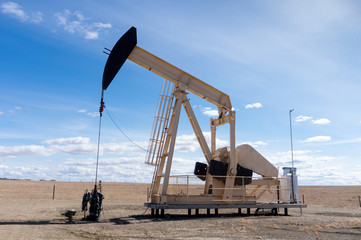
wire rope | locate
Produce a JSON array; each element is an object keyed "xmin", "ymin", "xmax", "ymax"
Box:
[{"xmin": 105, "ymin": 108, "xmax": 150, "ymax": 153}]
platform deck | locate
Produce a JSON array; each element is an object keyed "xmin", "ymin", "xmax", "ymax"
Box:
[{"xmin": 145, "ymin": 202, "xmax": 307, "ymax": 210}]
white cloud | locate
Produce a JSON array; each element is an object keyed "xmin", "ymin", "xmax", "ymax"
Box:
[
  {"xmin": 54, "ymin": 9, "xmax": 112, "ymax": 40},
  {"xmin": 93, "ymin": 22, "xmax": 112, "ymax": 28},
  {"xmin": 77, "ymin": 109, "xmax": 98, "ymax": 117},
  {"xmin": 295, "ymin": 115, "xmax": 312, "ymax": 122},
  {"xmin": 200, "ymin": 107, "xmax": 218, "ymax": 117},
  {"xmin": 59, "ymin": 155, "xmax": 152, "ymax": 182},
  {"xmin": 0, "ymin": 137, "xmax": 354, "ymax": 184},
  {"xmin": 84, "ymin": 31, "xmax": 98, "ymax": 40},
  {"xmin": 1, "ymin": 2, "xmax": 43, "ymax": 23},
  {"xmin": 42, "ymin": 136, "xmax": 90, "ymax": 145},
  {"xmin": 273, "ymin": 152, "xmax": 336, "ymax": 164},
  {"xmin": 0, "ymin": 111, "xmax": 4, "ymax": 115},
  {"xmin": 0, "ymin": 137, "xmax": 148, "ymax": 159},
  {"xmin": 87, "ymin": 112, "xmax": 99, "ymax": 117},
  {"xmin": 265, "ymin": 149, "xmax": 356, "ymax": 185},
  {"xmin": 294, "ymin": 116, "xmax": 330, "ymax": 125},
  {"xmin": 245, "ymin": 102, "xmax": 262, "ymax": 109},
  {"xmin": 316, "ymin": 156, "xmax": 336, "ymax": 161},
  {"xmin": 0, "ymin": 145, "xmax": 54, "ymax": 158},
  {"xmin": 102, "ymin": 142, "xmax": 147, "ymax": 155},
  {"xmin": 175, "ymin": 134, "xmax": 199, "ymax": 152},
  {"xmin": 312, "ymin": 118, "xmax": 331, "ymax": 125},
  {"xmin": 203, "ymin": 132, "xmax": 228, "ymax": 147},
  {"xmin": 51, "ymin": 142, "xmax": 96, "ymax": 155},
  {"xmin": 0, "ymin": 165, "xmax": 51, "ymax": 180},
  {"xmin": 302, "ymin": 135, "xmax": 331, "ymax": 143},
  {"xmin": 174, "ymin": 132, "xmax": 228, "ymax": 153},
  {"xmin": 1, "ymin": 2, "xmax": 27, "ymax": 21}
]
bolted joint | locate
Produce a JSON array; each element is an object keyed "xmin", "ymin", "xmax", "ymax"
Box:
[{"xmin": 229, "ymin": 167, "xmax": 237, "ymax": 176}]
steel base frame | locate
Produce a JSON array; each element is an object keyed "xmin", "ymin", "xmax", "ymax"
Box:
[{"xmin": 145, "ymin": 202, "xmax": 307, "ymax": 217}]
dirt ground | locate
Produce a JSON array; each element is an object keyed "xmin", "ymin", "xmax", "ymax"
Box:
[{"xmin": 1, "ymin": 180, "xmax": 361, "ymax": 240}]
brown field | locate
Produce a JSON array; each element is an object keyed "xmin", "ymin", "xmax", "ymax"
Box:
[{"xmin": 1, "ymin": 180, "xmax": 361, "ymax": 239}]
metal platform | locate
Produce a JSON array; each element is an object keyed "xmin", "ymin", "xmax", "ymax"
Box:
[
  {"xmin": 145, "ymin": 202, "xmax": 306, "ymax": 209},
  {"xmin": 145, "ymin": 202, "xmax": 307, "ymax": 217}
]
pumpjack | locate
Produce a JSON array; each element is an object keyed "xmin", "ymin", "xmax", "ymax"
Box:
[{"xmin": 101, "ymin": 27, "xmax": 306, "ymax": 215}]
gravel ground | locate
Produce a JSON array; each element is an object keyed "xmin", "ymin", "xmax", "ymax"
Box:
[{"xmin": 1, "ymin": 180, "xmax": 361, "ymax": 240}]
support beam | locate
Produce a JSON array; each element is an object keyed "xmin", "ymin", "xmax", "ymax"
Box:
[
  {"xmin": 211, "ymin": 115, "xmax": 230, "ymax": 128},
  {"xmin": 128, "ymin": 46, "xmax": 232, "ymax": 112},
  {"xmin": 229, "ymin": 111, "xmax": 236, "ymax": 171},
  {"xmin": 182, "ymin": 99, "xmax": 212, "ymax": 163},
  {"xmin": 211, "ymin": 122, "xmax": 216, "ymax": 156},
  {"xmin": 223, "ymin": 111, "xmax": 237, "ymax": 201},
  {"xmin": 161, "ymin": 91, "xmax": 185, "ymax": 200}
]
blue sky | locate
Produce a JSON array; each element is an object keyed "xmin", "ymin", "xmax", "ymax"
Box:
[{"xmin": 0, "ymin": 0, "xmax": 360, "ymax": 185}]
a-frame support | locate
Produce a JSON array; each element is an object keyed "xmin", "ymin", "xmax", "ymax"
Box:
[{"xmin": 150, "ymin": 85, "xmax": 215, "ymax": 203}]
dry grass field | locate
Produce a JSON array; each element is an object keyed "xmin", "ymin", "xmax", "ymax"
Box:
[{"xmin": 1, "ymin": 180, "xmax": 361, "ymax": 239}]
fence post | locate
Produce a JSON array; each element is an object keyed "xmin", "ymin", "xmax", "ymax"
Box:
[
  {"xmin": 187, "ymin": 175, "xmax": 189, "ymax": 196},
  {"xmin": 358, "ymin": 196, "xmax": 361, "ymax": 207},
  {"xmin": 52, "ymin": 185, "xmax": 55, "ymax": 200}
]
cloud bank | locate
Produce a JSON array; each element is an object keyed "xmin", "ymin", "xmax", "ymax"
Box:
[
  {"xmin": 1, "ymin": 2, "xmax": 43, "ymax": 23},
  {"xmin": 55, "ymin": 9, "xmax": 111, "ymax": 40},
  {"xmin": 1, "ymin": 3, "xmax": 111, "ymax": 40}
]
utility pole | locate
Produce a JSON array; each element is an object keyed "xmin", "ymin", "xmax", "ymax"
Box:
[{"xmin": 289, "ymin": 109, "xmax": 295, "ymax": 203}]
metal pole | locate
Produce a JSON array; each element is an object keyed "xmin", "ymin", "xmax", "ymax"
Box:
[
  {"xmin": 289, "ymin": 109, "xmax": 294, "ymax": 169},
  {"xmin": 289, "ymin": 109, "xmax": 295, "ymax": 203},
  {"xmin": 95, "ymin": 90, "xmax": 104, "ymax": 187}
]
